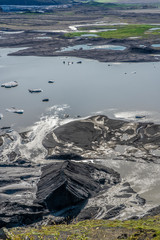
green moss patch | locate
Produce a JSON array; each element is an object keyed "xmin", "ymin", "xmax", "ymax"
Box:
[
  {"xmin": 65, "ymin": 24, "xmax": 160, "ymax": 39},
  {"xmin": 5, "ymin": 215, "xmax": 160, "ymax": 239}
]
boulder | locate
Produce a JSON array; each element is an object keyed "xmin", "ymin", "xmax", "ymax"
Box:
[{"xmin": 0, "ymin": 159, "xmax": 148, "ymax": 227}]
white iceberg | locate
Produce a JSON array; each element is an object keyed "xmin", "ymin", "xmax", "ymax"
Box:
[
  {"xmin": 1, "ymin": 81, "xmax": 18, "ymax": 88},
  {"xmin": 6, "ymin": 107, "xmax": 24, "ymax": 114},
  {"xmin": 28, "ymin": 89, "xmax": 43, "ymax": 93},
  {"xmin": 48, "ymin": 80, "xmax": 55, "ymax": 83}
]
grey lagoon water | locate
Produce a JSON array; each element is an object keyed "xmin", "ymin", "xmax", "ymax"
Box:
[{"xmin": 0, "ymin": 47, "xmax": 160, "ymax": 131}]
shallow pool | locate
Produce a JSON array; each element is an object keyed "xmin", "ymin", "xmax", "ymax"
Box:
[
  {"xmin": 60, "ymin": 44, "xmax": 126, "ymax": 52},
  {"xmin": 152, "ymin": 44, "xmax": 160, "ymax": 48}
]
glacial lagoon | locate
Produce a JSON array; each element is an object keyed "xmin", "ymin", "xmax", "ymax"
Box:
[{"xmin": 0, "ymin": 47, "xmax": 160, "ymax": 131}]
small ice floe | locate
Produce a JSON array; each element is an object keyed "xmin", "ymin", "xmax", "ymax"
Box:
[
  {"xmin": 63, "ymin": 114, "xmax": 70, "ymax": 118},
  {"xmin": 6, "ymin": 107, "xmax": 24, "ymax": 114},
  {"xmin": 69, "ymin": 26, "xmax": 77, "ymax": 31},
  {"xmin": 131, "ymin": 71, "xmax": 136, "ymax": 74},
  {"xmin": 68, "ymin": 62, "xmax": 73, "ymax": 65},
  {"xmin": 0, "ymin": 114, "xmax": 3, "ymax": 120},
  {"xmin": 48, "ymin": 80, "xmax": 54, "ymax": 83},
  {"xmin": 1, "ymin": 126, "xmax": 13, "ymax": 133},
  {"xmin": 114, "ymin": 111, "xmax": 148, "ymax": 122},
  {"xmin": 135, "ymin": 115, "xmax": 145, "ymax": 119},
  {"xmin": 42, "ymin": 98, "xmax": 49, "ymax": 102},
  {"xmin": 28, "ymin": 89, "xmax": 42, "ymax": 93},
  {"xmin": 1, "ymin": 81, "xmax": 18, "ymax": 88},
  {"xmin": 6, "ymin": 129, "xmax": 13, "ymax": 133}
]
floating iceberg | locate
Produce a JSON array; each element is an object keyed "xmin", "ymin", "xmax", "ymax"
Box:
[
  {"xmin": 135, "ymin": 115, "xmax": 145, "ymax": 119},
  {"xmin": 0, "ymin": 114, "xmax": 3, "ymax": 119},
  {"xmin": 1, "ymin": 81, "xmax": 18, "ymax": 88},
  {"xmin": 6, "ymin": 108, "xmax": 24, "ymax": 114},
  {"xmin": 48, "ymin": 80, "xmax": 54, "ymax": 83},
  {"xmin": 28, "ymin": 89, "xmax": 43, "ymax": 93},
  {"xmin": 42, "ymin": 98, "xmax": 49, "ymax": 102}
]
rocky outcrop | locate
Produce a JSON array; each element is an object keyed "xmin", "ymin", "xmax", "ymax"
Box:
[
  {"xmin": 35, "ymin": 160, "xmax": 146, "ymax": 224},
  {"xmin": 0, "ymin": 163, "xmax": 44, "ymax": 228},
  {"xmin": 42, "ymin": 115, "xmax": 160, "ymax": 163},
  {"xmin": 36, "ymin": 161, "xmax": 120, "ymax": 211},
  {"xmin": 0, "ymin": 159, "xmax": 147, "ymax": 228},
  {"xmin": 0, "ymin": 202, "xmax": 45, "ymax": 228}
]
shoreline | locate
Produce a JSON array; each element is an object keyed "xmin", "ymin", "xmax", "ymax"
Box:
[
  {"xmin": 1, "ymin": 7, "xmax": 160, "ymax": 63},
  {"xmin": 9, "ymin": 48, "xmax": 160, "ymax": 63},
  {"xmin": 3, "ymin": 35, "xmax": 160, "ymax": 63}
]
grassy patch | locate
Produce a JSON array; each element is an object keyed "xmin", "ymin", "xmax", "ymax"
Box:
[
  {"xmin": 5, "ymin": 215, "xmax": 160, "ymax": 240},
  {"xmin": 65, "ymin": 24, "xmax": 160, "ymax": 39},
  {"xmin": 97, "ymin": 24, "xmax": 155, "ymax": 39}
]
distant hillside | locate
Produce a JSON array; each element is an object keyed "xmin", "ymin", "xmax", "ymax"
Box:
[
  {"xmin": 0, "ymin": 0, "xmax": 75, "ymax": 5},
  {"xmin": 0, "ymin": 0, "xmax": 160, "ymax": 5}
]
